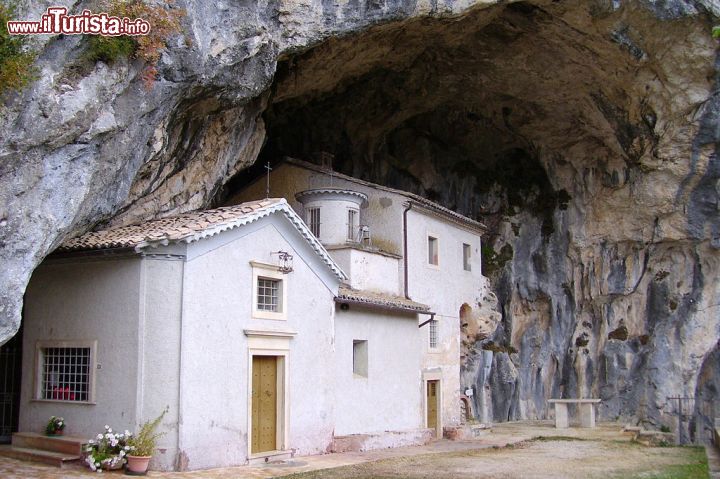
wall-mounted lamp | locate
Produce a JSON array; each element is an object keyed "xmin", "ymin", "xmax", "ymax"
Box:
[{"xmin": 272, "ymin": 251, "xmax": 294, "ymax": 274}]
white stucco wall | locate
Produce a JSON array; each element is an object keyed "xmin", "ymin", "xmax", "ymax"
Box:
[
  {"xmin": 20, "ymin": 257, "xmax": 143, "ymax": 438},
  {"xmin": 232, "ymin": 163, "xmax": 408, "ymax": 257},
  {"xmin": 407, "ymin": 208, "xmax": 484, "ymax": 427},
  {"xmin": 175, "ymin": 214, "xmax": 339, "ymax": 470},
  {"xmin": 138, "ymin": 257, "xmax": 184, "ymax": 470},
  {"xmin": 329, "ymin": 247, "xmax": 400, "ymax": 294},
  {"xmin": 231, "ymin": 160, "xmax": 487, "ymax": 431},
  {"xmin": 333, "ymin": 307, "xmax": 422, "ymax": 435}
]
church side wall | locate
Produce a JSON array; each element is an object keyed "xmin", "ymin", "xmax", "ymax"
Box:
[
  {"xmin": 20, "ymin": 257, "xmax": 143, "ymax": 439},
  {"xmin": 333, "ymin": 307, "xmax": 422, "ymax": 435}
]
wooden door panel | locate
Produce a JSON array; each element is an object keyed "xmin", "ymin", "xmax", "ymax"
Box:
[
  {"xmin": 251, "ymin": 356, "xmax": 277, "ymax": 453},
  {"xmin": 427, "ymin": 380, "xmax": 438, "ymax": 430}
]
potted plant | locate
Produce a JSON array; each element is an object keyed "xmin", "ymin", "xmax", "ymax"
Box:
[
  {"xmin": 45, "ymin": 416, "xmax": 65, "ymax": 436},
  {"xmin": 125, "ymin": 409, "xmax": 167, "ymax": 475},
  {"xmin": 84, "ymin": 425, "xmax": 132, "ymax": 472}
]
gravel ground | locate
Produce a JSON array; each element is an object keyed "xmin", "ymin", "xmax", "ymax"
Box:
[{"xmin": 278, "ymin": 438, "xmax": 709, "ymax": 479}]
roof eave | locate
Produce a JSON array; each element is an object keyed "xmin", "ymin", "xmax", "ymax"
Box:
[{"xmin": 334, "ymin": 296, "xmax": 432, "ymax": 315}]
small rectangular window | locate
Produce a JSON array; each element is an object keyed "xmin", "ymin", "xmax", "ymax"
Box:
[
  {"xmin": 347, "ymin": 209, "xmax": 358, "ymax": 241},
  {"xmin": 428, "ymin": 236, "xmax": 439, "ymax": 265},
  {"xmin": 36, "ymin": 344, "xmax": 94, "ymax": 402},
  {"xmin": 307, "ymin": 207, "xmax": 321, "ymax": 238},
  {"xmin": 353, "ymin": 340, "xmax": 368, "ymax": 377},
  {"xmin": 463, "ymin": 243, "xmax": 472, "ymax": 271},
  {"xmin": 257, "ymin": 277, "xmax": 281, "ymax": 312},
  {"xmin": 429, "ymin": 320, "xmax": 438, "ymax": 349}
]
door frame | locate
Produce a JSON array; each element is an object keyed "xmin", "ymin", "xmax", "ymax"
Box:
[
  {"xmin": 422, "ymin": 370, "xmax": 442, "ymax": 438},
  {"xmin": 0, "ymin": 327, "xmax": 23, "ymax": 444},
  {"xmin": 245, "ymin": 330, "xmax": 294, "ymax": 459}
]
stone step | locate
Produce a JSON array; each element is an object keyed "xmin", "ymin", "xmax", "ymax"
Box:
[
  {"xmin": 12, "ymin": 432, "xmax": 86, "ymax": 456},
  {"xmin": 0, "ymin": 444, "xmax": 81, "ymax": 468}
]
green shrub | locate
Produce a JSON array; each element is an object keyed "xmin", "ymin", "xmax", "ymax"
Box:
[
  {"xmin": 86, "ymin": 35, "xmax": 136, "ymax": 63},
  {"xmin": 86, "ymin": 0, "xmax": 185, "ymax": 88},
  {"xmin": 0, "ymin": 2, "xmax": 37, "ymax": 96}
]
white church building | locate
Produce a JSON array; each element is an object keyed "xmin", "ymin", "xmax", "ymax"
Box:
[{"xmin": 11, "ymin": 158, "xmax": 487, "ymax": 471}]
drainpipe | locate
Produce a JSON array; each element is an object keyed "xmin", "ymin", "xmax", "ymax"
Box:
[{"xmin": 403, "ymin": 202, "xmax": 413, "ymax": 299}]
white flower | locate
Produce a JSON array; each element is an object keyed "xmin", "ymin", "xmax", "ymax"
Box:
[
  {"xmin": 107, "ymin": 428, "xmax": 112, "ymax": 433},
  {"xmin": 57, "ymin": 421, "xmax": 63, "ymax": 426},
  {"xmin": 97, "ymin": 433, "xmax": 103, "ymax": 440},
  {"xmin": 124, "ymin": 430, "xmax": 131, "ymax": 436}
]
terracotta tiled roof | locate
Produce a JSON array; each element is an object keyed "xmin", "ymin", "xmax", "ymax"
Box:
[
  {"xmin": 335, "ymin": 286, "xmax": 431, "ymax": 313},
  {"xmin": 59, "ymin": 199, "xmax": 283, "ymax": 252},
  {"xmin": 57, "ymin": 198, "xmax": 348, "ymax": 281}
]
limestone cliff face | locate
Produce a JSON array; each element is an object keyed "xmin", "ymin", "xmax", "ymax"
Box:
[{"xmin": 1, "ymin": 0, "xmax": 719, "ymax": 438}]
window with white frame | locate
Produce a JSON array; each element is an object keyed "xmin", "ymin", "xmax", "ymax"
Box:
[
  {"xmin": 428, "ymin": 236, "xmax": 439, "ymax": 266},
  {"xmin": 257, "ymin": 277, "xmax": 281, "ymax": 312},
  {"xmin": 35, "ymin": 341, "xmax": 96, "ymax": 402},
  {"xmin": 429, "ymin": 320, "xmax": 438, "ymax": 349},
  {"xmin": 463, "ymin": 243, "xmax": 472, "ymax": 271},
  {"xmin": 353, "ymin": 340, "xmax": 368, "ymax": 377},
  {"xmin": 347, "ymin": 208, "xmax": 358, "ymax": 241},
  {"xmin": 307, "ymin": 207, "xmax": 321, "ymax": 238},
  {"xmin": 251, "ymin": 262, "xmax": 288, "ymax": 320}
]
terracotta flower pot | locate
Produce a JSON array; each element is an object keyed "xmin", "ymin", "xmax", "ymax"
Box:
[
  {"xmin": 126, "ymin": 455, "xmax": 152, "ymax": 474},
  {"xmin": 46, "ymin": 429, "xmax": 64, "ymax": 436}
]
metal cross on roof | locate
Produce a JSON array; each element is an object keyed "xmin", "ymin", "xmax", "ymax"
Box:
[{"xmin": 265, "ymin": 162, "xmax": 272, "ymax": 199}]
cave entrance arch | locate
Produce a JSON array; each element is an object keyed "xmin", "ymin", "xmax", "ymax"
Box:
[{"xmin": 218, "ymin": 0, "xmax": 719, "ymax": 428}]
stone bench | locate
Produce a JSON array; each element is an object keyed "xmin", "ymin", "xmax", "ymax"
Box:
[{"xmin": 548, "ymin": 399, "xmax": 601, "ymax": 428}]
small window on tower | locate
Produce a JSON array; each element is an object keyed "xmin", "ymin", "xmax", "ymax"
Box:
[
  {"xmin": 307, "ymin": 207, "xmax": 321, "ymax": 238},
  {"xmin": 347, "ymin": 209, "xmax": 358, "ymax": 241},
  {"xmin": 463, "ymin": 243, "xmax": 472, "ymax": 271}
]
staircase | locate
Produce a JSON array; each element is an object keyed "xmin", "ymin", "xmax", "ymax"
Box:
[{"xmin": 0, "ymin": 432, "xmax": 86, "ymax": 467}]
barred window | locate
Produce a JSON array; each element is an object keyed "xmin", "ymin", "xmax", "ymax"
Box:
[
  {"xmin": 347, "ymin": 209, "xmax": 358, "ymax": 241},
  {"xmin": 257, "ymin": 277, "xmax": 281, "ymax": 312},
  {"xmin": 35, "ymin": 342, "xmax": 95, "ymax": 402},
  {"xmin": 429, "ymin": 320, "xmax": 438, "ymax": 349},
  {"xmin": 307, "ymin": 207, "xmax": 321, "ymax": 238}
]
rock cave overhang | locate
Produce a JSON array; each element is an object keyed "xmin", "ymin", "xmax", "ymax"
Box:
[{"xmin": 224, "ymin": 0, "xmax": 672, "ymax": 232}]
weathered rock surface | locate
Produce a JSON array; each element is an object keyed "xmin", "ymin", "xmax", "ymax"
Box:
[
  {"xmin": 1, "ymin": 0, "xmax": 719, "ymax": 437},
  {"xmin": 251, "ymin": 0, "xmax": 720, "ymax": 437}
]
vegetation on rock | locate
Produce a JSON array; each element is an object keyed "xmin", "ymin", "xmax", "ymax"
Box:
[
  {"xmin": 0, "ymin": 2, "xmax": 37, "ymax": 97},
  {"xmin": 87, "ymin": 0, "xmax": 184, "ymax": 88},
  {"xmin": 608, "ymin": 325, "xmax": 629, "ymax": 341}
]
